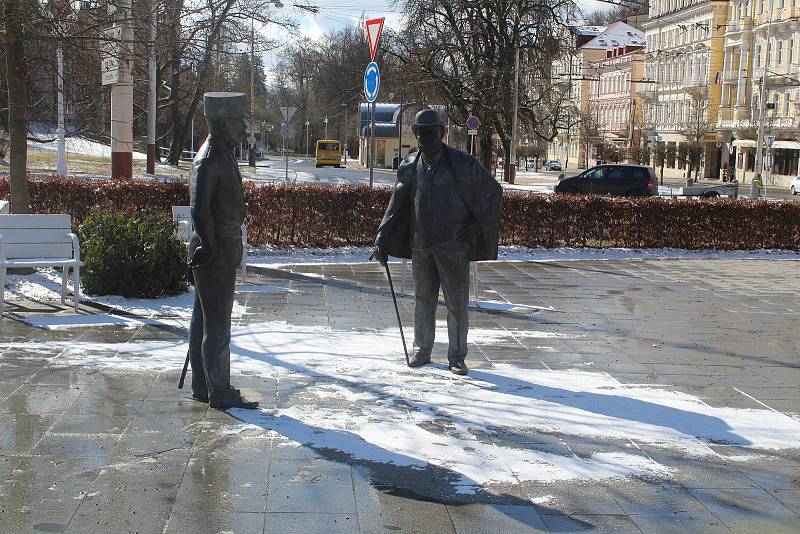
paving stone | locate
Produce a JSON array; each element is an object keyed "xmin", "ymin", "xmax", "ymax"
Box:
[
  {"xmin": 688, "ymin": 487, "xmax": 800, "ymax": 529},
  {"xmin": 163, "ymin": 509, "xmax": 265, "ymax": 534},
  {"xmin": 264, "ymin": 512, "xmax": 359, "ymax": 533},
  {"xmin": 266, "ymin": 483, "xmax": 356, "ymax": 513},
  {"xmin": 447, "ymin": 503, "xmax": 549, "ymax": 533}
]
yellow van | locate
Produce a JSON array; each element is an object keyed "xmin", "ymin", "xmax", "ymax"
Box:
[{"xmin": 315, "ymin": 139, "xmax": 343, "ymax": 168}]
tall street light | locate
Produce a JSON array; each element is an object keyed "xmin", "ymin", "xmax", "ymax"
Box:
[
  {"xmin": 45, "ymin": 0, "xmax": 80, "ymax": 177},
  {"xmin": 754, "ymin": 0, "xmax": 776, "ymax": 196}
]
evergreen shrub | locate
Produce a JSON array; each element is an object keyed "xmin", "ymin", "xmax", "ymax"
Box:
[{"xmin": 78, "ymin": 209, "xmax": 188, "ymax": 298}]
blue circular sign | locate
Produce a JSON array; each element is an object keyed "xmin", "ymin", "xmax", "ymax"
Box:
[{"xmin": 364, "ymin": 62, "xmax": 380, "ymax": 103}]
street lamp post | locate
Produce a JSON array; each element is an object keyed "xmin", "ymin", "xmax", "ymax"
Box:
[
  {"xmin": 48, "ymin": 0, "xmax": 80, "ymax": 177},
  {"xmin": 324, "ymin": 114, "xmax": 328, "ymax": 139},
  {"xmin": 754, "ymin": 0, "xmax": 776, "ymax": 197},
  {"xmin": 508, "ymin": 45, "xmax": 520, "ymax": 184},
  {"xmin": 305, "ymin": 119, "xmax": 310, "ymax": 156},
  {"xmin": 342, "ymin": 102, "xmax": 348, "ymax": 165}
]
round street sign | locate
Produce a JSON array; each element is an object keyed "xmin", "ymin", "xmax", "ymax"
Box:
[
  {"xmin": 364, "ymin": 62, "xmax": 380, "ymax": 103},
  {"xmin": 466, "ymin": 115, "xmax": 480, "ymax": 130}
]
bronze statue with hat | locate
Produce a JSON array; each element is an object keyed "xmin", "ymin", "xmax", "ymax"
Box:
[
  {"xmin": 373, "ymin": 108, "xmax": 502, "ymax": 375},
  {"xmin": 182, "ymin": 91, "xmax": 258, "ymax": 410}
]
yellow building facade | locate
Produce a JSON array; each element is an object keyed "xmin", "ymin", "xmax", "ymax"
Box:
[
  {"xmin": 643, "ymin": 0, "xmax": 728, "ymax": 179},
  {"xmin": 717, "ymin": 0, "xmax": 800, "ymax": 187}
]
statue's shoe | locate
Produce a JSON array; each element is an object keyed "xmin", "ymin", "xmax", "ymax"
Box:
[
  {"xmin": 449, "ymin": 359, "xmax": 468, "ymax": 376},
  {"xmin": 408, "ymin": 351, "xmax": 431, "ymax": 368},
  {"xmin": 210, "ymin": 387, "xmax": 259, "ymax": 410}
]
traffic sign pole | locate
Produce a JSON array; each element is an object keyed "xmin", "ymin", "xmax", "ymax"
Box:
[{"xmin": 370, "ymin": 102, "xmax": 375, "ymax": 187}]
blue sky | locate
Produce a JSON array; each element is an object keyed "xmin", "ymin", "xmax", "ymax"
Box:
[{"xmin": 290, "ymin": 0, "xmax": 613, "ymax": 40}]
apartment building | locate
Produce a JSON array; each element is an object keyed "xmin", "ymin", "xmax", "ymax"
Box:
[
  {"xmin": 717, "ymin": 0, "xmax": 800, "ymax": 186},
  {"xmin": 642, "ymin": 0, "xmax": 728, "ymax": 179},
  {"xmin": 587, "ymin": 45, "xmax": 647, "ymax": 162},
  {"xmin": 550, "ymin": 22, "xmax": 645, "ymax": 169}
]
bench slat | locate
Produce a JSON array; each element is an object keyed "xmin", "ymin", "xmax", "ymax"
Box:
[
  {"xmin": 0, "ymin": 214, "xmax": 72, "ymax": 229},
  {"xmin": 0, "ymin": 229, "xmax": 73, "ymax": 244},
  {"xmin": 3, "ymin": 242, "xmax": 74, "ymax": 260}
]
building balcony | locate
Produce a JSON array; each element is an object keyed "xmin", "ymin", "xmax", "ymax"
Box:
[
  {"xmin": 725, "ymin": 17, "xmax": 752, "ymax": 34},
  {"xmin": 721, "ymin": 69, "xmax": 741, "ymax": 83},
  {"xmin": 770, "ymin": 116, "xmax": 800, "ymax": 129}
]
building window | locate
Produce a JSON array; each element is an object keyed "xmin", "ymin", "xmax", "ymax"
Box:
[{"xmin": 784, "ymin": 92, "xmax": 790, "ymax": 115}]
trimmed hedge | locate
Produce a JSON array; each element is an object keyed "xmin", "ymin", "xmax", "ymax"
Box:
[{"xmin": 1, "ymin": 176, "xmax": 798, "ymax": 250}]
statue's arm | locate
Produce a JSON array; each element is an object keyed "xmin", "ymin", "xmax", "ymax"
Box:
[
  {"xmin": 375, "ymin": 176, "xmax": 411, "ymax": 252},
  {"xmin": 190, "ymin": 159, "xmax": 218, "ymax": 262}
]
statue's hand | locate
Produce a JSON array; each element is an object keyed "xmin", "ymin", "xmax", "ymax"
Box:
[
  {"xmin": 189, "ymin": 246, "xmax": 213, "ymax": 267},
  {"xmin": 457, "ymin": 223, "xmax": 479, "ymax": 244},
  {"xmin": 371, "ymin": 246, "xmax": 388, "ymax": 266}
]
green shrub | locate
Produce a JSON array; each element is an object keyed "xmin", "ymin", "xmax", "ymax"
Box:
[{"xmin": 78, "ymin": 209, "xmax": 188, "ymax": 298}]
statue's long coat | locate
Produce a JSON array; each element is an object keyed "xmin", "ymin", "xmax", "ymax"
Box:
[{"xmin": 375, "ymin": 145, "xmax": 502, "ymax": 260}]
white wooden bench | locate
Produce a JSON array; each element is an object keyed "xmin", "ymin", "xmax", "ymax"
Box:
[
  {"xmin": 0, "ymin": 214, "xmax": 82, "ymax": 313},
  {"xmin": 171, "ymin": 206, "xmax": 247, "ymax": 282}
]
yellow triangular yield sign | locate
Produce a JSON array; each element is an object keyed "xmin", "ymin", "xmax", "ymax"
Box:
[{"xmin": 366, "ymin": 18, "xmax": 385, "ymax": 62}]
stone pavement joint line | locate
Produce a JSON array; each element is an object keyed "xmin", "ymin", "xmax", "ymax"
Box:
[{"xmin": 0, "ymin": 259, "xmax": 798, "ymax": 533}]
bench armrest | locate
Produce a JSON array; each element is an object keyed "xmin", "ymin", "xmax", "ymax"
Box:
[{"xmin": 68, "ymin": 232, "xmax": 81, "ymax": 263}]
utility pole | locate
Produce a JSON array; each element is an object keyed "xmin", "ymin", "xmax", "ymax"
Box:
[
  {"xmin": 110, "ymin": 0, "xmax": 134, "ymax": 179},
  {"xmin": 147, "ymin": 0, "xmax": 156, "ymax": 174},
  {"xmin": 370, "ymin": 102, "xmax": 375, "ymax": 187},
  {"xmin": 324, "ymin": 113, "xmax": 328, "ymax": 138},
  {"xmin": 248, "ymin": 19, "xmax": 256, "ymax": 167},
  {"xmin": 508, "ymin": 46, "xmax": 520, "ymax": 184},
  {"xmin": 754, "ymin": 0, "xmax": 776, "ymax": 196},
  {"xmin": 56, "ymin": 34, "xmax": 67, "ymax": 177},
  {"xmin": 342, "ymin": 102, "xmax": 348, "ymax": 164},
  {"xmin": 305, "ymin": 119, "xmax": 310, "ymax": 156}
]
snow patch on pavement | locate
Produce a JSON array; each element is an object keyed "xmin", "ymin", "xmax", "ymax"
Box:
[{"xmin": 6, "ymin": 321, "xmax": 800, "ymax": 489}]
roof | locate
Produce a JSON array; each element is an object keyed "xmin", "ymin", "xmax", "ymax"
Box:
[
  {"xmin": 358, "ymin": 103, "xmax": 447, "ymax": 138},
  {"xmin": 571, "ymin": 25, "xmax": 605, "ymax": 36},
  {"xmin": 582, "ymin": 21, "xmax": 644, "ymax": 50}
]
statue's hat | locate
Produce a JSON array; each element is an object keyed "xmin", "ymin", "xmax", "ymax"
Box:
[
  {"xmin": 204, "ymin": 92, "xmax": 246, "ymax": 120},
  {"xmin": 411, "ymin": 108, "xmax": 445, "ymax": 134}
]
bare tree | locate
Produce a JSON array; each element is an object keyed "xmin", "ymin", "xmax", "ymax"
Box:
[
  {"xmin": 397, "ymin": 0, "xmax": 576, "ymax": 168},
  {"xmin": 682, "ymin": 87, "xmax": 713, "ymax": 182}
]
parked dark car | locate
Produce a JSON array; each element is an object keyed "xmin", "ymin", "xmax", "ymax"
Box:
[{"xmin": 554, "ymin": 164, "xmax": 658, "ymax": 197}]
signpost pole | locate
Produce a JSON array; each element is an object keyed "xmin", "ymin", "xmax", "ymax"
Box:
[{"xmin": 370, "ymin": 101, "xmax": 375, "ymax": 187}]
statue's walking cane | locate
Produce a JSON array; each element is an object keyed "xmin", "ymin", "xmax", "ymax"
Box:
[
  {"xmin": 178, "ymin": 350, "xmax": 190, "ymax": 389},
  {"xmin": 372, "ymin": 255, "xmax": 409, "ymax": 365},
  {"xmin": 384, "ymin": 262, "xmax": 410, "ymax": 366}
]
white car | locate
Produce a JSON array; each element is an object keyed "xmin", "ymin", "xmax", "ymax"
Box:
[{"xmin": 791, "ymin": 176, "xmax": 800, "ymax": 195}]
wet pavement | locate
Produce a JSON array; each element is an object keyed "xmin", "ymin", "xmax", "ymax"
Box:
[{"xmin": 1, "ymin": 258, "xmax": 799, "ymax": 533}]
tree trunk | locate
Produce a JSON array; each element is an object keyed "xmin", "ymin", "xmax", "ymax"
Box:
[
  {"xmin": 2, "ymin": 0, "xmax": 32, "ymax": 213},
  {"xmin": 479, "ymin": 129, "xmax": 493, "ymax": 172}
]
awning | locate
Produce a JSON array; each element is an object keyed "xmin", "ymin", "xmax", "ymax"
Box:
[
  {"xmin": 732, "ymin": 139, "xmax": 757, "ymax": 147},
  {"xmin": 772, "ymin": 140, "xmax": 800, "ymax": 150}
]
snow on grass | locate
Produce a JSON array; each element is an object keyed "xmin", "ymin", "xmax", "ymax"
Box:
[
  {"xmin": 6, "ymin": 320, "xmax": 800, "ymax": 489},
  {"xmin": 27, "ymin": 122, "xmax": 147, "ymax": 160}
]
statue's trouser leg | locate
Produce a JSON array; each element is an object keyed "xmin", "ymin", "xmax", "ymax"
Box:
[
  {"xmin": 432, "ymin": 248, "xmax": 470, "ymax": 362},
  {"xmin": 188, "ymin": 289, "xmax": 207, "ymax": 398},
  {"xmin": 191, "ymin": 262, "xmax": 237, "ymax": 399},
  {"xmin": 411, "ymin": 248, "xmax": 439, "ymax": 356}
]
